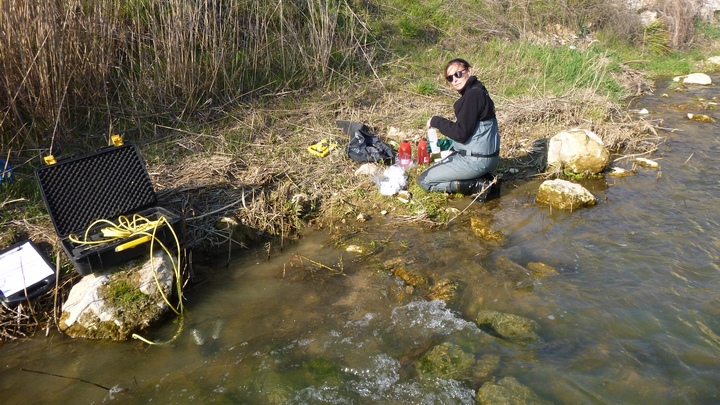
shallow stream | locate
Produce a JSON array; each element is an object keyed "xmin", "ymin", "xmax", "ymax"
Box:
[{"xmin": 2, "ymin": 76, "xmax": 720, "ymax": 404}]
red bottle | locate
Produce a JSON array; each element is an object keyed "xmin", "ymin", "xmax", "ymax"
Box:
[
  {"xmin": 417, "ymin": 139, "xmax": 430, "ymax": 164},
  {"xmin": 398, "ymin": 140, "xmax": 412, "ymax": 167}
]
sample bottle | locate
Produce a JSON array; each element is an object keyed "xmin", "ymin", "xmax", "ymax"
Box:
[
  {"xmin": 427, "ymin": 128, "xmax": 440, "ymax": 154},
  {"xmin": 398, "ymin": 140, "xmax": 412, "ymax": 167},
  {"xmin": 417, "ymin": 139, "xmax": 430, "ymax": 164}
]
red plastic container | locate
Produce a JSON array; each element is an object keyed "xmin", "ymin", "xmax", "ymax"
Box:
[
  {"xmin": 417, "ymin": 139, "xmax": 430, "ymax": 164},
  {"xmin": 398, "ymin": 140, "xmax": 412, "ymax": 167}
]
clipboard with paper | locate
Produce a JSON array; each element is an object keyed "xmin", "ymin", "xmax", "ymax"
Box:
[{"xmin": 0, "ymin": 241, "xmax": 56, "ymax": 305}]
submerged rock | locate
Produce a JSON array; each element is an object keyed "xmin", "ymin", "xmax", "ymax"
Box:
[
  {"xmin": 634, "ymin": 157, "xmax": 659, "ymax": 168},
  {"xmin": 493, "ymin": 256, "xmax": 535, "ymax": 292},
  {"xmin": 527, "ymin": 262, "xmax": 558, "ymax": 278},
  {"xmin": 393, "ymin": 266, "xmax": 427, "ymax": 287},
  {"xmin": 427, "ymin": 278, "xmax": 458, "ymax": 302},
  {"xmin": 415, "ymin": 342, "xmax": 475, "ymax": 380},
  {"xmin": 59, "ymin": 252, "xmax": 176, "ymax": 340},
  {"xmin": 475, "ymin": 310, "xmax": 542, "ymax": 345},
  {"xmin": 608, "ymin": 167, "xmax": 634, "ymax": 177},
  {"xmin": 345, "ymin": 244, "xmax": 365, "ymax": 254},
  {"xmin": 687, "ymin": 113, "xmax": 715, "ymax": 122},
  {"xmin": 477, "ymin": 376, "xmax": 549, "ymax": 405},
  {"xmin": 470, "ymin": 353, "xmax": 501, "ymax": 384},
  {"xmin": 535, "ymin": 179, "xmax": 597, "ymax": 210},
  {"xmin": 470, "ymin": 217, "xmax": 505, "ymax": 243}
]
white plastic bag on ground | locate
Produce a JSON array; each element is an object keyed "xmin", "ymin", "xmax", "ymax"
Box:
[{"xmin": 374, "ymin": 164, "xmax": 407, "ymax": 196}]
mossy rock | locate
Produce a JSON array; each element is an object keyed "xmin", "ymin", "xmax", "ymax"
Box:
[
  {"xmin": 303, "ymin": 357, "xmax": 341, "ymax": 386},
  {"xmin": 470, "ymin": 353, "xmax": 501, "ymax": 384},
  {"xmin": 470, "ymin": 216, "xmax": 505, "ymax": 243},
  {"xmin": 477, "ymin": 376, "xmax": 549, "ymax": 404},
  {"xmin": 415, "ymin": 342, "xmax": 475, "ymax": 380},
  {"xmin": 527, "ymin": 262, "xmax": 558, "ymax": 278},
  {"xmin": 59, "ymin": 252, "xmax": 175, "ymax": 340},
  {"xmin": 475, "ymin": 310, "xmax": 542, "ymax": 345},
  {"xmin": 393, "ymin": 266, "xmax": 427, "ymax": 287},
  {"xmin": 427, "ymin": 278, "xmax": 457, "ymax": 302},
  {"xmin": 493, "ymin": 256, "xmax": 535, "ymax": 292}
]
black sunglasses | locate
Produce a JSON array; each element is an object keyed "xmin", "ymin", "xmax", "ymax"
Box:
[{"xmin": 445, "ymin": 69, "xmax": 466, "ymax": 82}]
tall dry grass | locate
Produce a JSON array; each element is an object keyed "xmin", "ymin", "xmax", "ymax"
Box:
[
  {"xmin": 657, "ymin": 0, "xmax": 702, "ymax": 50},
  {"xmin": 0, "ymin": 0, "xmax": 369, "ymax": 150}
]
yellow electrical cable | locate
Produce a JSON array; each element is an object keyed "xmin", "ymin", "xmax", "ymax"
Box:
[{"xmin": 70, "ymin": 213, "xmax": 184, "ymax": 346}]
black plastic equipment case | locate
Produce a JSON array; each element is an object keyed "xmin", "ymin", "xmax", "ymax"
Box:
[{"xmin": 35, "ymin": 143, "xmax": 182, "ymax": 276}]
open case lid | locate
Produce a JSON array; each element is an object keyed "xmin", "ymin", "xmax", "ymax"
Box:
[{"xmin": 35, "ymin": 143, "xmax": 157, "ymax": 237}]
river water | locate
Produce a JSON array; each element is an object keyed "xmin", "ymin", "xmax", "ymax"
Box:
[{"xmin": 2, "ymin": 77, "xmax": 720, "ymax": 404}]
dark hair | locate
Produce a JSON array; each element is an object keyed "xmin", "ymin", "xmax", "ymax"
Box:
[{"xmin": 445, "ymin": 58, "xmax": 471, "ymax": 74}]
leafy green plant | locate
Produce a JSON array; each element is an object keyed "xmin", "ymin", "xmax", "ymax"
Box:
[
  {"xmin": 411, "ymin": 79, "xmax": 438, "ymax": 95},
  {"xmin": 642, "ymin": 19, "xmax": 671, "ymax": 55},
  {"xmin": 562, "ymin": 169, "xmax": 603, "ymax": 180}
]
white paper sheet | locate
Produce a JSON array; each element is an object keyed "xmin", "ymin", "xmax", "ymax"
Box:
[{"xmin": 0, "ymin": 241, "xmax": 54, "ymax": 298}]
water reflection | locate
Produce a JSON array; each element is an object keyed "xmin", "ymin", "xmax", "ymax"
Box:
[{"xmin": 3, "ymin": 76, "xmax": 720, "ymax": 403}]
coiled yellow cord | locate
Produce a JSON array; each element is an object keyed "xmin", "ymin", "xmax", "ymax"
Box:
[{"xmin": 70, "ymin": 213, "xmax": 184, "ymax": 346}]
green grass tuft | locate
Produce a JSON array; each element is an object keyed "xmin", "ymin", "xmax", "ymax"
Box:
[{"xmin": 411, "ymin": 79, "xmax": 438, "ymax": 95}]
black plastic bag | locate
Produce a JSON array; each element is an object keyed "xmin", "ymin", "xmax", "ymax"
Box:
[{"xmin": 338, "ymin": 121, "xmax": 394, "ymax": 164}]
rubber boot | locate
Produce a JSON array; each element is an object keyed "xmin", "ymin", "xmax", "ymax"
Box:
[
  {"xmin": 482, "ymin": 174, "xmax": 502, "ymax": 200},
  {"xmin": 449, "ymin": 179, "xmax": 487, "ymax": 195},
  {"xmin": 449, "ymin": 176, "xmax": 502, "ymax": 200}
]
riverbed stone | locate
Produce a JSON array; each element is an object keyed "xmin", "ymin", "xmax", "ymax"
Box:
[
  {"xmin": 470, "ymin": 216, "xmax": 505, "ymax": 243},
  {"xmin": 634, "ymin": 157, "xmax": 659, "ymax": 168},
  {"xmin": 59, "ymin": 251, "xmax": 175, "ymax": 340},
  {"xmin": 687, "ymin": 113, "xmax": 715, "ymax": 122},
  {"xmin": 673, "ymin": 73, "xmax": 712, "ymax": 85},
  {"xmin": 608, "ymin": 166, "xmax": 634, "ymax": 177},
  {"xmin": 475, "ymin": 310, "xmax": 542, "ymax": 345},
  {"xmin": 547, "ymin": 128, "xmax": 610, "ymax": 174},
  {"xmin": 415, "ymin": 341, "xmax": 475, "ymax": 380},
  {"xmin": 536, "ymin": 179, "xmax": 597, "ymax": 210},
  {"xmin": 393, "ymin": 266, "xmax": 427, "ymax": 287},
  {"xmin": 527, "ymin": 262, "xmax": 558, "ymax": 278},
  {"xmin": 427, "ymin": 278, "xmax": 458, "ymax": 302},
  {"xmin": 493, "ymin": 256, "xmax": 535, "ymax": 292},
  {"xmin": 470, "ymin": 353, "xmax": 501, "ymax": 383},
  {"xmin": 477, "ymin": 376, "xmax": 549, "ymax": 405}
]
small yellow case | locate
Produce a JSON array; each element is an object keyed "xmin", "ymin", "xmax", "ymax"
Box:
[{"xmin": 308, "ymin": 139, "xmax": 337, "ymax": 157}]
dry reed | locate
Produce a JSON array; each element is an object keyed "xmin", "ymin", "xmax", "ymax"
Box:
[{"xmin": 0, "ymin": 0, "xmax": 368, "ymax": 148}]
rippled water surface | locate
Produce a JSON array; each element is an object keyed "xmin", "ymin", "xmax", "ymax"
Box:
[{"xmin": 2, "ymin": 77, "xmax": 720, "ymax": 404}]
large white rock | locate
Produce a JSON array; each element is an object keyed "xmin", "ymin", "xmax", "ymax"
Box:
[
  {"xmin": 708, "ymin": 56, "xmax": 720, "ymax": 65},
  {"xmin": 536, "ymin": 179, "xmax": 597, "ymax": 210},
  {"xmin": 547, "ymin": 128, "xmax": 610, "ymax": 174},
  {"xmin": 59, "ymin": 251, "xmax": 176, "ymax": 340},
  {"xmin": 673, "ymin": 73, "xmax": 712, "ymax": 85}
]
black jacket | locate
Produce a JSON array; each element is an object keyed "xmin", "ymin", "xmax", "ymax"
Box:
[{"xmin": 430, "ymin": 76, "xmax": 496, "ymax": 143}]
